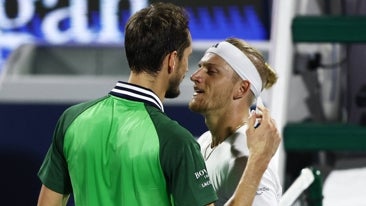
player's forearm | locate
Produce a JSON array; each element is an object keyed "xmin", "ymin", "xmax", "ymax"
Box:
[{"xmin": 37, "ymin": 185, "xmax": 70, "ymax": 206}]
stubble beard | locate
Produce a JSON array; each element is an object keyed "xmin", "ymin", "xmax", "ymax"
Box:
[
  {"xmin": 165, "ymin": 75, "xmax": 181, "ymax": 99},
  {"xmin": 188, "ymin": 99, "xmax": 206, "ymax": 114}
]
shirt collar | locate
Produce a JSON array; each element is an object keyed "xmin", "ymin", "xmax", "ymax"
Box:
[{"xmin": 109, "ymin": 81, "xmax": 164, "ymax": 112}]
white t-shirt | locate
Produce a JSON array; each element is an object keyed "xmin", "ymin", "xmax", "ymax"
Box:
[{"xmin": 197, "ymin": 125, "xmax": 282, "ymax": 206}]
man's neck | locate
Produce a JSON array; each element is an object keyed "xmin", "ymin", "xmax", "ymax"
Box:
[{"xmin": 205, "ymin": 108, "xmax": 249, "ymax": 147}]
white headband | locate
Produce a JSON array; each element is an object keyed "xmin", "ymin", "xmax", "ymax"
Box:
[{"xmin": 206, "ymin": 41, "xmax": 262, "ymax": 97}]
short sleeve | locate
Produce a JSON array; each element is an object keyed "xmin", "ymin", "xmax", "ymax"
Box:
[
  {"xmin": 160, "ymin": 130, "xmax": 218, "ymax": 206},
  {"xmin": 38, "ymin": 116, "xmax": 72, "ymax": 194}
]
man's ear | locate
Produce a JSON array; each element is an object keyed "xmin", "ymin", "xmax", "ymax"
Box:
[
  {"xmin": 167, "ymin": 51, "xmax": 178, "ymax": 73},
  {"xmin": 233, "ymin": 80, "xmax": 250, "ymax": 99}
]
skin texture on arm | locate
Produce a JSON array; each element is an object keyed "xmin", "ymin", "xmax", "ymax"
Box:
[
  {"xmin": 223, "ymin": 106, "xmax": 281, "ymax": 206},
  {"xmin": 37, "ymin": 185, "xmax": 70, "ymax": 206}
]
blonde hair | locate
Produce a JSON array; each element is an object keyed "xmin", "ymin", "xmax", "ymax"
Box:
[{"xmin": 225, "ymin": 37, "xmax": 278, "ymax": 90}]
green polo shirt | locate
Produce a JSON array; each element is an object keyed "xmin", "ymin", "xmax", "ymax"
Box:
[{"xmin": 38, "ymin": 81, "xmax": 217, "ymax": 206}]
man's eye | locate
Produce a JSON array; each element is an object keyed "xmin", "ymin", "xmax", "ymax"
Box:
[{"xmin": 207, "ymin": 69, "xmax": 217, "ymax": 74}]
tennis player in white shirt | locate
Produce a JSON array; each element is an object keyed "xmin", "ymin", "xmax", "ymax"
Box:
[{"xmin": 189, "ymin": 38, "xmax": 282, "ymax": 206}]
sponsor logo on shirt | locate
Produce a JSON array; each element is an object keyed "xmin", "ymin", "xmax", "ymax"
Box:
[
  {"xmin": 194, "ymin": 169, "xmax": 212, "ymax": 188},
  {"xmin": 201, "ymin": 180, "xmax": 212, "ymax": 188},
  {"xmin": 194, "ymin": 169, "xmax": 208, "ymax": 179},
  {"xmin": 256, "ymin": 186, "xmax": 270, "ymax": 195}
]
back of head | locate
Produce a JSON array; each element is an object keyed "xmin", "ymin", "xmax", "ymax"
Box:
[{"xmin": 125, "ymin": 2, "xmax": 190, "ymax": 75}]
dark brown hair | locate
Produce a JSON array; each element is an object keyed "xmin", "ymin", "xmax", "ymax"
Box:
[{"xmin": 125, "ymin": 2, "xmax": 190, "ymax": 75}]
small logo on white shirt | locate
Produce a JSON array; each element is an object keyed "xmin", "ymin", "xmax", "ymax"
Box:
[{"xmin": 256, "ymin": 186, "xmax": 270, "ymax": 195}]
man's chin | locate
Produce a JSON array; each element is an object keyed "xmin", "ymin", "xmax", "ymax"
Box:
[
  {"xmin": 165, "ymin": 91, "xmax": 180, "ymax": 99},
  {"xmin": 165, "ymin": 96, "xmax": 178, "ymax": 99},
  {"xmin": 188, "ymin": 101, "xmax": 201, "ymax": 113}
]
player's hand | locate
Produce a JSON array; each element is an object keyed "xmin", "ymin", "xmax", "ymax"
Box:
[{"xmin": 246, "ymin": 106, "xmax": 281, "ymax": 163}]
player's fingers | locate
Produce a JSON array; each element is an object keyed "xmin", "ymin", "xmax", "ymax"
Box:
[{"xmin": 247, "ymin": 110, "xmax": 256, "ymax": 133}]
